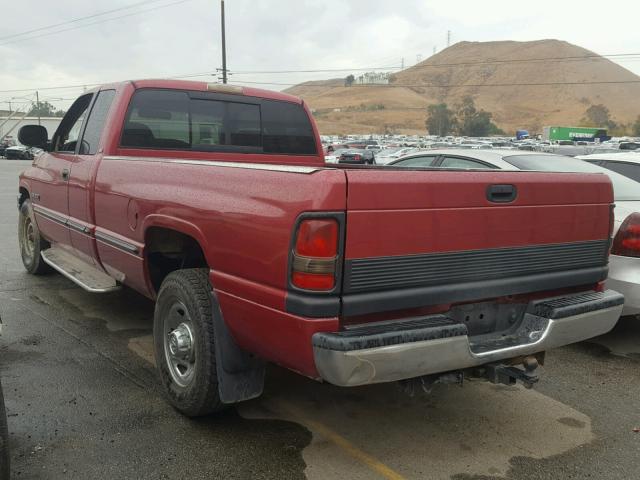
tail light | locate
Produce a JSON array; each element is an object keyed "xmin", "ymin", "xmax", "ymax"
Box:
[
  {"xmin": 291, "ymin": 218, "xmax": 339, "ymax": 291},
  {"xmin": 611, "ymin": 213, "xmax": 640, "ymax": 257},
  {"xmin": 354, "ymin": 154, "xmax": 361, "ymax": 161}
]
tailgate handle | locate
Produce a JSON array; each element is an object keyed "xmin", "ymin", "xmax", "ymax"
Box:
[{"xmin": 487, "ymin": 184, "xmax": 517, "ymax": 203}]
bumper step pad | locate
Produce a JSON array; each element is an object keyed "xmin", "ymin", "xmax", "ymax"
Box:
[
  {"xmin": 313, "ymin": 315, "xmax": 468, "ymax": 352},
  {"xmin": 529, "ymin": 290, "xmax": 624, "ymax": 319}
]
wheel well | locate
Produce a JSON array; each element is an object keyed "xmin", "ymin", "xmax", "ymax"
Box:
[
  {"xmin": 145, "ymin": 227, "xmax": 208, "ymax": 293},
  {"xmin": 18, "ymin": 187, "xmax": 29, "ymax": 206}
]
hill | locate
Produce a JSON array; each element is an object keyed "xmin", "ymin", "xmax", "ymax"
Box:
[{"xmin": 284, "ymin": 40, "xmax": 640, "ymax": 135}]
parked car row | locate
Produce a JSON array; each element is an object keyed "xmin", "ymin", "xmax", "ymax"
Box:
[
  {"xmin": 324, "ymin": 148, "xmax": 376, "ymax": 164},
  {"xmin": 3, "ymin": 146, "xmax": 35, "ymax": 160}
]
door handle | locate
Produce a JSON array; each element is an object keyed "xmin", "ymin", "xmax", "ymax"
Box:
[
  {"xmin": 62, "ymin": 168, "xmax": 70, "ymax": 181},
  {"xmin": 487, "ymin": 184, "xmax": 517, "ymax": 203}
]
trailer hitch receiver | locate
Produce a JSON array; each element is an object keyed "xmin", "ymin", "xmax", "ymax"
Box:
[{"xmin": 485, "ymin": 359, "xmax": 540, "ymax": 389}]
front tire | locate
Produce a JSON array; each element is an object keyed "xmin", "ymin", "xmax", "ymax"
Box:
[
  {"xmin": 154, "ymin": 268, "xmax": 225, "ymax": 417},
  {"xmin": 18, "ymin": 199, "xmax": 51, "ymax": 275}
]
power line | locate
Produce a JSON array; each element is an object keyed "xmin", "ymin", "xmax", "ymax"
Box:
[
  {"xmin": 226, "ymin": 53, "xmax": 640, "ymax": 75},
  {"xmin": 0, "ymin": 0, "xmax": 192, "ymax": 47},
  {"xmin": 231, "ymin": 66, "xmax": 402, "ymax": 75},
  {"xmin": 0, "ymin": 0, "xmax": 170, "ymax": 42},
  {"xmin": 0, "ymin": 84, "xmax": 102, "ymax": 94},
  {"xmin": 230, "ymin": 79, "xmax": 640, "ymax": 88},
  {"xmin": 3, "ymin": 56, "xmax": 640, "ymax": 94}
]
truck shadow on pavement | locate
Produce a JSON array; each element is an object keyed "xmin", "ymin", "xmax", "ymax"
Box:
[{"xmin": 5, "ymin": 282, "xmax": 640, "ymax": 480}]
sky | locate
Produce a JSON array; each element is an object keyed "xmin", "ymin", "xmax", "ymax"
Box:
[{"xmin": 1, "ymin": 0, "xmax": 639, "ymax": 111}]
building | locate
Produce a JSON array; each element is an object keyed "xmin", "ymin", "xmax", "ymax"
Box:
[
  {"xmin": 355, "ymin": 72, "xmax": 392, "ymax": 85},
  {"xmin": 0, "ymin": 117, "xmax": 63, "ymax": 143}
]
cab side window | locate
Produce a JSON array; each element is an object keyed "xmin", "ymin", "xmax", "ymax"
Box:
[
  {"xmin": 53, "ymin": 94, "xmax": 93, "ymax": 153},
  {"xmin": 79, "ymin": 90, "xmax": 116, "ymax": 154}
]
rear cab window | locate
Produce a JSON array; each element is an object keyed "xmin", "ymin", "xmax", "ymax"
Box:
[{"xmin": 120, "ymin": 88, "xmax": 317, "ymax": 155}]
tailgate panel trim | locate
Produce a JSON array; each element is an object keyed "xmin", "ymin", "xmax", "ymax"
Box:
[
  {"xmin": 345, "ymin": 240, "xmax": 609, "ymax": 293},
  {"xmin": 341, "ymin": 265, "xmax": 608, "ymax": 316}
]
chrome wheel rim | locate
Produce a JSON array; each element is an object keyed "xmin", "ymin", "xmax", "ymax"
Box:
[
  {"xmin": 163, "ymin": 301, "xmax": 196, "ymax": 388},
  {"xmin": 21, "ymin": 216, "xmax": 36, "ymax": 260}
]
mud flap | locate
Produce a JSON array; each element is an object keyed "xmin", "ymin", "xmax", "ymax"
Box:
[{"xmin": 211, "ymin": 293, "xmax": 265, "ymax": 404}]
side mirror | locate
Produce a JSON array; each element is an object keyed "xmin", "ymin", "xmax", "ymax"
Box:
[{"xmin": 18, "ymin": 125, "xmax": 48, "ymax": 149}]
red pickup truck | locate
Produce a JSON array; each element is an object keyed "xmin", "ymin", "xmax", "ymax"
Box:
[{"xmin": 17, "ymin": 80, "xmax": 623, "ymax": 416}]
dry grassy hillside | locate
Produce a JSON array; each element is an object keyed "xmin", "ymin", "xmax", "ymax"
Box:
[{"xmin": 285, "ymin": 40, "xmax": 640, "ymax": 135}]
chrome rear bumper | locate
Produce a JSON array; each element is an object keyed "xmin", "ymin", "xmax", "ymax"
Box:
[{"xmin": 313, "ymin": 290, "xmax": 624, "ymax": 387}]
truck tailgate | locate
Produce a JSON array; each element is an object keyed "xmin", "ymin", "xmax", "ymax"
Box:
[{"xmin": 341, "ymin": 169, "xmax": 613, "ymax": 315}]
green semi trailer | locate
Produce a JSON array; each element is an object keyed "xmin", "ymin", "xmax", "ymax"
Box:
[{"xmin": 542, "ymin": 126, "xmax": 608, "ymax": 142}]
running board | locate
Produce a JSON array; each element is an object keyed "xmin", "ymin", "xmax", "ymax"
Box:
[{"xmin": 41, "ymin": 247, "xmax": 120, "ymax": 293}]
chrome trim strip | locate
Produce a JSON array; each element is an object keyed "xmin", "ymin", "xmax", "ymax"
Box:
[
  {"xmin": 67, "ymin": 219, "xmax": 91, "ymax": 234},
  {"xmin": 34, "ymin": 205, "xmax": 92, "ymax": 234},
  {"xmin": 103, "ymin": 155, "xmax": 321, "ymax": 174},
  {"xmin": 33, "ymin": 205, "xmax": 67, "ymax": 225},
  {"xmin": 95, "ymin": 231, "xmax": 140, "ymax": 255}
]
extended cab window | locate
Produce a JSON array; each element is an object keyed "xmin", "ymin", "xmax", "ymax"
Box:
[
  {"xmin": 261, "ymin": 100, "xmax": 316, "ymax": 154},
  {"xmin": 79, "ymin": 90, "xmax": 116, "ymax": 154},
  {"xmin": 120, "ymin": 89, "xmax": 316, "ymax": 155},
  {"xmin": 123, "ymin": 90, "xmax": 190, "ymax": 148}
]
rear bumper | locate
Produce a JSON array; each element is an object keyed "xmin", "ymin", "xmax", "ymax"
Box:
[{"xmin": 312, "ymin": 290, "xmax": 624, "ymax": 387}]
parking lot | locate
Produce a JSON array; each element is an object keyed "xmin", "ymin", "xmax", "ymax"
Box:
[{"xmin": 0, "ymin": 158, "xmax": 638, "ymax": 479}]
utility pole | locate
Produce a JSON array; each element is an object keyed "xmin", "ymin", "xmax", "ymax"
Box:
[
  {"xmin": 401, "ymin": 57, "xmax": 405, "ymax": 70},
  {"xmin": 447, "ymin": 30, "xmax": 451, "ymax": 48},
  {"xmin": 35, "ymin": 91, "xmax": 41, "ymax": 125},
  {"xmin": 416, "ymin": 54, "xmax": 422, "ymax": 64},
  {"xmin": 221, "ymin": 0, "xmax": 228, "ymax": 84},
  {"xmin": 433, "ymin": 46, "xmax": 436, "ymax": 55},
  {"xmin": 7, "ymin": 101, "xmax": 11, "ymax": 113}
]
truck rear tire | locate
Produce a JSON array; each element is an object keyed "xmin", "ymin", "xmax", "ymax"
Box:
[
  {"xmin": 18, "ymin": 199, "xmax": 51, "ymax": 275},
  {"xmin": 154, "ymin": 268, "xmax": 225, "ymax": 417}
]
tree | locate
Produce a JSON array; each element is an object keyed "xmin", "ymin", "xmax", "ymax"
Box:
[
  {"xmin": 344, "ymin": 74, "xmax": 355, "ymax": 87},
  {"xmin": 28, "ymin": 101, "xmax": 66, "ymax": 118},
  {"xmin": 455, "ymin": 96, "xmax": 501, "ymax": 137},
  {"xmin": 582, "ymin": 104, "xmax": 616, "ymax": 129},
  {"xmin": 632, "ymin": 116, "xmax": 640, "ymax": 137},
  {"xmin": 425, "ymin": 103, "xmax": 456, "ymax": 136}
]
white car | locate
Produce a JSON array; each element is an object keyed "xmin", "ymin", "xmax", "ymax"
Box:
[
  {"xmin": 389, "ymin": 149, "xmax": 640, "ymax": 316},
  {"xmin": 577, "ymin": 152, "xmax": 640, "ymax": 184}
]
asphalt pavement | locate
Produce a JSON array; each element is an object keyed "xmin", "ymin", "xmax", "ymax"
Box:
[{"xmin": 0, "ymin": 159, "xmax": 638, "ymax": 479}]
